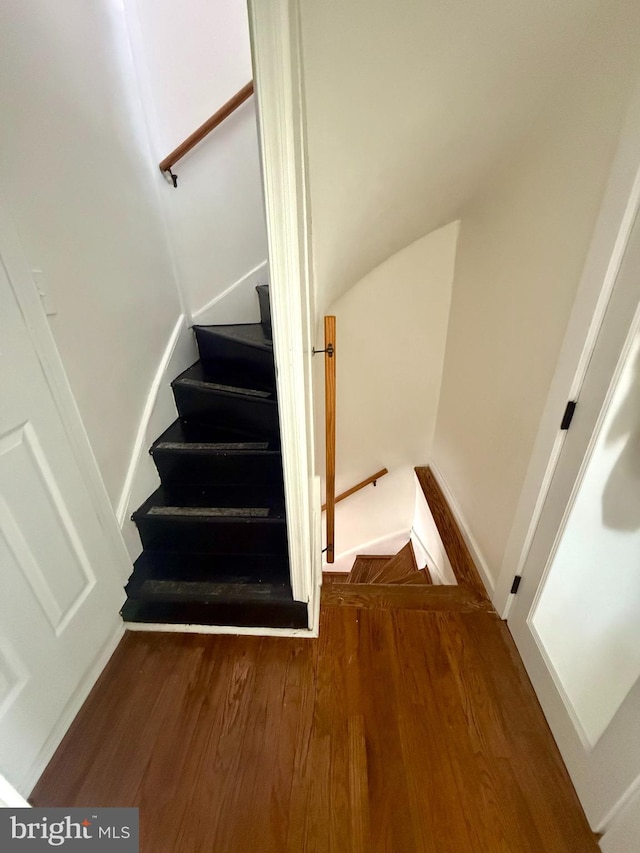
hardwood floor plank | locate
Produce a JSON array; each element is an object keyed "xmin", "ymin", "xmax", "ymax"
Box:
[
  {"xmin": 322, "ymin": 583, "xmax": 494, "ymax": 611},
  {"xmin": 31, "ymin": 602, "xmax": 598, "ymax": 852}
]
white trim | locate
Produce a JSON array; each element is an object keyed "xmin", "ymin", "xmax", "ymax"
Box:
[
  {"xmin": 115, "ymin": 315, "xmax": 196, "ymax": 542},
  {"xmin": 25, "ymin": 619, "xmax": 124, "ymax": 796},
  {"xmin": 429, "ymin": 463, "xmax": 495, "ymax": 594},
  {"xmin": 0, "ymin": 773, "xmax": 30, "ymax": 808},
  {"xmin": 493, "ymin": 82, "xmax": 640, "ymax": 617},
  {"xmin": 191, "ymin": 260, "xmax": 269, "ymax": 325},
  {"xmin": 248, "ymin": 0, "xmax": 318, "ymax": 611},
  {"xmin": 600, "ymin": 772, "xmax": 640, "ymax": 836},
  {"xmin": 326, "ymin": 528, "xmax": 411, "ymax": 574},
  {"xmin": 0, "ymin": 204, "xmax": 133, "ymax": 585},
  {"xmin": 124, "ymin": 621, "xmax": 318, "ymax": 638}
]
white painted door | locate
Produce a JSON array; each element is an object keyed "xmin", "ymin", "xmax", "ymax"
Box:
[
  {"xmin": 508, "ymin": 209, "xmax": 640, "ymax": 834},
  {"xmin": 0, "ymin": 253, "xmax": 125, "ymax": 795}
]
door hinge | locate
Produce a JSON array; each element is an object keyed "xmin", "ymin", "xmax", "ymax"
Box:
[
  {"xmin": 510, "ymin": 575, "xmax": 522, "ymax": 595},
  {"xmin": 560, "ymin": 401, "xmax": 576, "ymax": 430}
]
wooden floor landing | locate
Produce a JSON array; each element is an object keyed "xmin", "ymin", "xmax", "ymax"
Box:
[{"xmin": 32, "ymin": 593, "xmax": 597, "ymax": 852}]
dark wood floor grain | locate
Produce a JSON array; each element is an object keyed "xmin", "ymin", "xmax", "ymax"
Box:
[{"xmin": 32, "ymin": 595, "xmax": 597, "ymax": 852}]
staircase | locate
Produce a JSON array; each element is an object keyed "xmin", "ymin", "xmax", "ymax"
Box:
[
  {"xmin": 337, "ymin": 542, "xmax": 432, "ymax": 585},
  {"xmin": 121, "ymin": 285, "xmax": 308, "ymax": 630}
]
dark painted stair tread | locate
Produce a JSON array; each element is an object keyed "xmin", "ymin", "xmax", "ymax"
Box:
[
  {"xmin": 194, "ymin": 323, "xmax": 273, "ymax": 352},
  {"xmin": 133, "ymin": 489, "xmax": 285, "ymax": 522},
  {"xmin": 173, "ymin": 361, "xmax": 276, "ymax": 402},
  {"xmin": 151, "ymin": 419, "xmax": 281, "ymax": 453},
  {"xmin": 134, "ymin": 504, "xmax": 288, "ymax": 554},
  {"xmin": 127, "ymin": 578, "xmax": 293, "ymax": 604},
  {"xmin": 130, "ymin": 551, "xmax": 291, "ymax": 586},
  {"xmin": 121, "ymin": 596, "xmax": 308, "ymax": 629}
]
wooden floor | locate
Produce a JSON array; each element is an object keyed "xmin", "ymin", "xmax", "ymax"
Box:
[{"xmin": 33, "ymin": 594, "xmax": 598, "ymax": 852}]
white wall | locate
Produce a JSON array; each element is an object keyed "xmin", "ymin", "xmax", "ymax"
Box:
[
  {"xmin": 432, "ymin": 1, "xmax": 640, "ymax": 585},
  {"xmin": 601, "ymin": 778, "xmax": 640, "ymax": 853},
  {"xmin": 299, "ymin": 0, "xmax": 604, "ymax": 312},
  {"xmin": 323, "ymin": 222, "xmax": 458, "ymax": 568},
  {"xmin": 0, "ymin": 0, "xmax": 182, "ymax": 508},
  {"xmin": 124, "ymin": 0, "xmax": 269, "ymax": 321}
]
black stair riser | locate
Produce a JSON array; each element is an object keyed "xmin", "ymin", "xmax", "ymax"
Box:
[
  {"xmin": 135, "ymin": 518, "xmax": 288, "ymax": 554},
  {"xmin": 121, "ymin": 598, "xmax": 308, "ymax": 629},
  {"xmin": 146, "ymin": 483, "xmax": 284, "ymax": 510},
  {"xmin": 129, "ymin": 553, "xmax": 291, "ymax": 586},
  {"xmin": 173, "ymin": 384, "xmax": 280, "ymax": 438},
  {"xmin": 195, "ymin": 327, "xmax": 274, "ymax": 381},
  {"xmin": 256, "ymin": 285, "xmax": 272, "ymax": 340},
  {"xmin": 152, "ymin": 449, "xmax": 285, "ymax": 487}
]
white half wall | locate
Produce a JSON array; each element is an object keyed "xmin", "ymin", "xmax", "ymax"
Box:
[
  {"xmin": 124, "ymin": 0, "xmax": 269, "ymax": 322},
  {"xmin": 322, "ymin": 222, "xmax": 459, "ymax": 567},
  {"xmin": 432, "ymin": 3, "xmax": 640, "ymax": 583},
  {"xmin": 0, "ymin": 0, "xmax": 183, "ymax": 511}
]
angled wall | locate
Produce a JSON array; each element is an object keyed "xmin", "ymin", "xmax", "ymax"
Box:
[
  {"xmin": 432, "ymin": 0, "xmax": 640, "ymax": 586},
  {"xmin": 0, "ymin": 0, "xmax": 182, "ymax": 508}
]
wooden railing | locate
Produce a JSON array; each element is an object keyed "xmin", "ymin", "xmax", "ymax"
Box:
[
  {"xmin": 322, "ymin": 317, "xmax": 336, "ymax": 563},
  {"xmin": 159, "ymin": 81, "xmax": 254, "ymax": 186},
  {"xmin": 321, "ymin": 468, "xmax": 389, "ymax": 512}
]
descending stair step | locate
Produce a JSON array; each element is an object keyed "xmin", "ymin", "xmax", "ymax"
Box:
[
  {"xmin": 133, "ymin": 503, "xmax": 288, "ymax": 554},
  {"xmin": 256, "ymin": 284, "xmax": 272, "ymax": 340},
  {"xmin": 194, "ymin": 323, "xmax": 275, "ymax": 385},
  {"xmin": 129, "ymin": 551, "xmax": 291, "ymax": 586},
  {"xmin": 370, "ymin": 542, "xmax": 426, "ymax": 584},
  {"xmin": 173, "ymin": 362, "xmax": 279, "ymax": 438},
  {"xmin": 121, "ymin": 594, "xmax": 307, "ymax": 629},
  {"xmin": 348, "ymin": 556, "xmax": 394, "ymax": 584},
  {"xmin": 151, "ymin": 420, "xmax": 284, "ymax": 486}
]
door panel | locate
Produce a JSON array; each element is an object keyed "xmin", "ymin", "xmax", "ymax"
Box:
[
  {"xmin": 508, "ymin": 210, "xmax": 640, "ymax": 829},
  {"xmin": 0, "ymin": 254, "xmax": 125, "ymax": 793}
]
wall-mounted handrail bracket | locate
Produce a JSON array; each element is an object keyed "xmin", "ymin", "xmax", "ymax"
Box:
[
  {"xmin": 163, "ymin": 168, "xmax": 178, "ymax": 188},
  {"xmin": 313, "ymin": 343, "xmax": 334, "ymax": 357}
]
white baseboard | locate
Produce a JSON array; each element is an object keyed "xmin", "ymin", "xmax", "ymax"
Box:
[
  {"xmin": 116, "ymin": 315, "xmax": 198, "ymax": 561},
  {"xmin": 325, "ymin": 528, "xmax": 411, "ymax": 574},
  {"xmin": 191, "ymin": 260, "xmax": 269, "ymax": 326},
  {"xmin": 25, "ymin": 619, "xmax": 124, "ymax": 796},
  {"xmin": 428, "ymin": 463, "xmax": 495, "ymax": 594},
  {"xmin": 124, "ymin": 621, "xmax": 317, "ymax": 638}
]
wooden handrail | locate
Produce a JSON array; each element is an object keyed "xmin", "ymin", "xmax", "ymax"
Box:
[
  {"xmin": 321, "ymin": 468, "xmax": 389, "ymax": 512},
  {"xmin": 324, "ymin": 316, "xmax": 336, "ymax": 563},
  {"xmin": 159, "ymin": 80, "xmax": 254, "ymax": 182}
]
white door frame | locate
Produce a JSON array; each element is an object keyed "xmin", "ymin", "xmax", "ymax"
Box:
[
  {"xmin": 493, "ymin": 81, "xmax": 640, "ymax": 616},
  {"xmin": 247, "ymin": 0, "xmax": 321, "ymax": 631},
  {"xmin": 0, "ymin": 203, "xmax": 133, "ymax": 585}
]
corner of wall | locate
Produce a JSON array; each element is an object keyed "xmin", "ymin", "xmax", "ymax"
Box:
[{"xmin": 115, "ymin": 314, "xmax": 197, "ymax": 560}]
